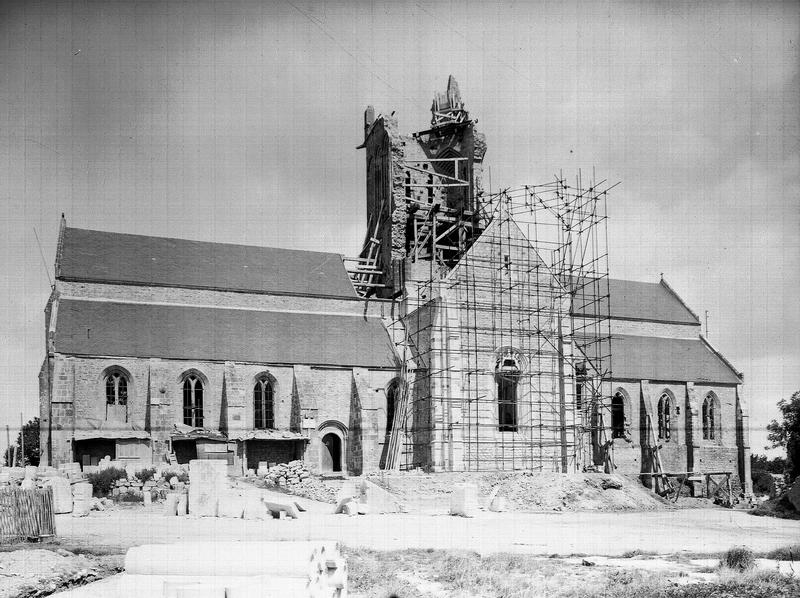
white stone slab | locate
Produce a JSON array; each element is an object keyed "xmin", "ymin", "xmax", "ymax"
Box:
[
  {"xmin": 163, "ymin": 493, "xmax": 178, "ymax": 516},
  {"xmin": 217, "ymin": 493, "xmax": 245, "ymax": 519},
  {"xmin": 264, "ymin": 500, "xmax": 300, "ymax": 519},
  {"xmin": 450, "ymin": 483, "xmax": 479, "ymax": 517},
  {"xmin": 47, "ymin": 477, "xmax": 73, "ymax": 514},
  {"xmin": 188, "ymin": 460, "xmax": 227, "ymax": 517},
  {"xmin": 177, "ymin": 494, "xmax": 188, "ymax": 516},
  {"xmin": 72, "ymin": 482, "xmax": 93, "ymax": 517}
]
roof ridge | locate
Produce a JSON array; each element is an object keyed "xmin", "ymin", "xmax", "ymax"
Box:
[{"xmin": 64, "ymin": 226, "xmax": 344, "ymax": 258}]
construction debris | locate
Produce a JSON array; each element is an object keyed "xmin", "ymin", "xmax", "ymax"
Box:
[{"xmin": 258, "ymin": 461, "xmax": 337, "ymax": 503}]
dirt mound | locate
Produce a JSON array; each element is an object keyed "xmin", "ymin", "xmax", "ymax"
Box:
[{"xmin": 369, "ymin": 472, "xmax": 670, "ymax": 512}]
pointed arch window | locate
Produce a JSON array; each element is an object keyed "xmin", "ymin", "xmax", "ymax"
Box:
[
  {"xmin": 105, "ymin": 371, "xmax": 128, "ymax": 406},
  {"xmin": 657, "ymin": 393, "xmax": 672, "ymax": 441},
  {"xmin": 183, "ymin": 374, "xmax": 204, "ymax": 427},
  {"xmin": 386, "ymin": 381, "xmax": 399, "ymax": 434},
  {"xmin": 702, "ymin": 393, "xmax": 720, "ymax": 441},
  {"xmin": 254, "ymin": 377, "xmax": 274, "ymax": 430},
  {"xmin": 496, "ymin": 351, "xmax": 522, "ymax": 432},
  {"xmin": 611, "ymin": 392, "xmax": 627, "ymax": 439}
]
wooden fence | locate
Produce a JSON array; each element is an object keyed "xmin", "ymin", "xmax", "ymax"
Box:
[{"xmin": 0, "ymin": 486, "xmax": 56, "ymax": 543}]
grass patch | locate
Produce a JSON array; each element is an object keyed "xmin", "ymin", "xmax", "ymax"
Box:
[
  {"xmin": 761, "ymin": 544, "xmax": 800, "ymax": 561},
  {"xmin": 343, "ymin": 546, "xmax": 800, "ymax": 598},
  {"xmin": 721, "ymin": 546, "xmax": 756, "ymax": 572}
]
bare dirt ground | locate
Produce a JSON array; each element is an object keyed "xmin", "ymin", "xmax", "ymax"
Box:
[
  {"xmin": 0, "ymin": 547, "xmax": 122, "ymax": 598},
  {"xmin": 49, "ymin": 495, "xmax": 800, "ymax": 557}
]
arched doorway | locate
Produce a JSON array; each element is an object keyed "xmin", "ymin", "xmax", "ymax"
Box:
[{"xmin": 321, "ymin": 433, "xmax": 342, "ymax": 473}]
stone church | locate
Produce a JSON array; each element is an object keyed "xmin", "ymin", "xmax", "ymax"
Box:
[{"xmin": 39, "ymin": 77, "xmax": 752, "ymax": 493}]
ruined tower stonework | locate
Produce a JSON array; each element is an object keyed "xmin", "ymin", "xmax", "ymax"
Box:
[
  {"xmin": 40, "ymin": 76, "xmax": 752, "ymax": 496},
  {"xmin": 355, "ymin": 76, "xmax": 488, "ymax": 298}
]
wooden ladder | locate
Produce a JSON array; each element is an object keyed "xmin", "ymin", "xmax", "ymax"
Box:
[{"xmin": 384, "ymin": 327, "xmax": 411, "ymax": 471}]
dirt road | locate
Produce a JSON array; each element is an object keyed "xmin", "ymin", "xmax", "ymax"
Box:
[{"xmin": 53, "ymin": 503, "xmax": 800, "ymax": 556}]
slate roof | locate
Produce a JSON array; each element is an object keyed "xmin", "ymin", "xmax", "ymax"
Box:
[
  {"xmin": 54, "ymin": 300, "xmax": 398, "ymax": 369},
  {"xmin": 572, "ymin": 278, "xmax": 700, "ymax": 325},
  {"xmin": 610, "ymin": 334, "xmax": 741, "ymax": 384},
  {"xmin": 57, "ymin": 227, "xmax": 357, "ymax": 298}
]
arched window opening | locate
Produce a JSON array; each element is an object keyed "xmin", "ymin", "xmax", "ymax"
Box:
[
  {"xmin": 496, "ymin": 351, "xmax": 521, "ymax": 432},
  {"xmin": 702, "ymin": 394, "xmax": 719, "ymax": 441},
  {"xmin": 105, "ymin": 371, "xmax": 128, "ymax": 406},
  {"xmin": 183, "ymin": 375, "xmax": 204, "ymax": 428},
  {"xmin": 254, "ymin": 377, "xmax": 274, "ymax": 430},
  {"xmin": 386, "ymin": 382, "xmax": 399, "ymax": 434},
  {"xmin": 611, "ymin": 393, "xmax": 626, "ymax": 439},
  {"xmin": 657, "ymin": 393, "xmax": 672, "ymax": 441}
]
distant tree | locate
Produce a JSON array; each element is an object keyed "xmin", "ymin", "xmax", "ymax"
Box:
[
  {"xmin": 3, "ymin": 417, "xmax": 40, "ymax": 467},
  {"xmin": 750, "ymin": 453, "xmax": 787, "ymax": 475},
  {"xmin": 767, "ymin": 391, "xmax": 800, "ymax": 481}
]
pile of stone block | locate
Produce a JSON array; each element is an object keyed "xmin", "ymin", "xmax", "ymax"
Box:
[
  {"xmin": 0, "ymin": 464, "xmax": 117, "ymax": 517},
  {"xmin": 111, "ymin": 466, "xmax": 189, "ymax": 502},
  {"xmin": 258, "ymin": 461, "xmax": 337, "ymax": 503}
]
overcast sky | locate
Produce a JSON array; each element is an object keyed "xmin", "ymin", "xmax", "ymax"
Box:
[{"xmin": 1, "ymin": 0, "xmax": 797, "ymax": 456}]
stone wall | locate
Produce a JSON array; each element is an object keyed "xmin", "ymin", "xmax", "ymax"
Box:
[{"xmin": 41, "ymin": 351, "xmax": 395, "ymax": 472}]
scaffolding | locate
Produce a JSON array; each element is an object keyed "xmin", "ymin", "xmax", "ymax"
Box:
[{"xmin": 387, "ymin": 175, "xmax": 615, "ymax": 472}]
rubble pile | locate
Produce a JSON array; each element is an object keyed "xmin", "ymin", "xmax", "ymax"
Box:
[
  {"xmin": 258, "ymin": 461, "xmax": 337, "ymax": 503},
  {"xmin": 112, "ymin": 468, "xmax": 190, "ymax": 501}
]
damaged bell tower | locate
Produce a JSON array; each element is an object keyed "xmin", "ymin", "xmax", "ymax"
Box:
[{"xmin": 348, "ymin": 76, "xmax": 488, "ymax": 297}]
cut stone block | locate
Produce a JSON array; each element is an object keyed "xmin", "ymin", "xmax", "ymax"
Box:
[
  {"xmin": 359, "ymin": 480, "xmax": 404, "ymax": 514},
  {"xmin": 188, "ymin": 459, "xmax": 227, "ymax": 517},
  {"xmin": 47, "ymin": 477, "xmax": 73, "ymax": 514},
  {"xmin": 125, "ymin": 541, "xmax": 341, "ymax": 578},
  {"xmin": 177, "ymin": 494, "xmax": 188, "ymax": 516},
  {"xmin": 450, "ymin": 483, "xmax": 479, "ymax": 517},
  {"xmin": 224, "ymin": 575, "xmax": 312, "ymax": 598},
  {"xmin": 72, "ymin": 482, "xmax": 93, "ymax": 517},
  {"xmin": 243, "ymin": 495, "xmax": 268, "ymax": 520},
  {"xmin": 333, "ymin": 496, "xmax": 355, "ymax": 514},
  {"xmin": 143, "ymin": 491, "xmax": 152, "ymax": 506},
  {"xmin": 218, "ymin": 494, "xmax": 245, "ymax": 519},
  {"xmin": 164, "ymin": 493, "xmax": 178, "ymax": 516},
  {"xmin": 264, "ymin": 500, "xmax": 300, "ymax": 519}
]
